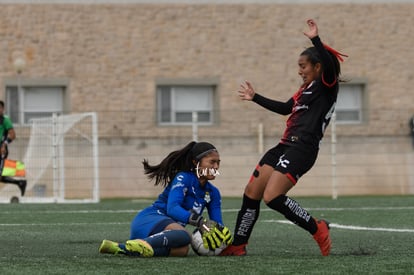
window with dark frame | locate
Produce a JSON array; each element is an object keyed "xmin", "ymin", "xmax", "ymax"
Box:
[
  {"xmin": 336, "ymin": 83, "xmax": 365, "ymax": 124},
  {"xmin": 157, "ymin": 85, "xmax": 215, "ymax": 125},
  {"xmin": 5, "ymin": 85, "xmax": 65, "ymax": 125}
]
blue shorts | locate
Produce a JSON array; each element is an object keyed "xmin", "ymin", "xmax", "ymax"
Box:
[{"xmin": 129, "ymin": 206, "xmax": 176, "ymax": 239}]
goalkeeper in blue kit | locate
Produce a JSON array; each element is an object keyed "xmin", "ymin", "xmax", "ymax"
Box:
[{"xmin": 99, "ymin": 141, "xmax": 232, "ymax": 257}]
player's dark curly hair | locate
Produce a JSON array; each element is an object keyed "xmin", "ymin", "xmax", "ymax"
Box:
[
  {"xmin": 142, "ymin": 141, "xmax": 217, "ymax": 187},
  {"xmin": 301, "ymin": 47, "xmax": 342, "ymax": 81}
]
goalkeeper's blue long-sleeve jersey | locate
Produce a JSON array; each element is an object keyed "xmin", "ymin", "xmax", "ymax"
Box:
[{"xmin": 151, "ymin": 171, "xmax": 223, "ymax": 226}]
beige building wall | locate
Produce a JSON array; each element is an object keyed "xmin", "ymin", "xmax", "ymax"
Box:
[{"xmin": 0, "ymin": 2, "xmax": 413, "ymax": 198}]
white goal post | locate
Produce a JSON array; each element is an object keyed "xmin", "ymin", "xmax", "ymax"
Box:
[{"xmin": 0, "ymin": 112, "xmax": 99, "ymax": 203}]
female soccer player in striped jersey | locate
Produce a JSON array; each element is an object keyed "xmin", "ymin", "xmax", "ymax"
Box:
[
  {"xmin": 99, "ymin": 141, "xmax": 232, "ymax": 257},
  {"xmin": 221, "ymin": 19, "xmax": 347, "ymax": 257}
]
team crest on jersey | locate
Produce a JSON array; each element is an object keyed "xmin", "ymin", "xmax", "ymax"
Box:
[{"xmin": 204, "ymin": 192, "xmax": 211, "ymax": 203}]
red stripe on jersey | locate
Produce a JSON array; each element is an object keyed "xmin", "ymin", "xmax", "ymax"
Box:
[{"xmin": 322, "ymin": 73, "xmax": 337, "ymax": 88}]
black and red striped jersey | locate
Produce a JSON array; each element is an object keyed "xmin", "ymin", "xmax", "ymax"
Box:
[
  {"xmin": 281, "ymin": 78, "xmax": 337, "ymax": 150},
  {"xmin": 252, "ymin": 36, "xmax": 339, "ymax": 151}
]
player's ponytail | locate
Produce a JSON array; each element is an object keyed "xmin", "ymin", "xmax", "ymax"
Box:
[
  {"xmin": 142, "ymin": 141, "xmax": 218, "ymax": 187},
  {"xmin": 142, "ymin": 141, "xmax": 197, "ymax": 187}
]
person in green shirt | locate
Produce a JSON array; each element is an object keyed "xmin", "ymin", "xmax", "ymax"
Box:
[{"xmin": 0, "ymin": 100, "xmax": 26, "ymax": 196}]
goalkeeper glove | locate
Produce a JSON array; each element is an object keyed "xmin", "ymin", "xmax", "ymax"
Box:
[
  {"xmin": 201, "ymin": 227, "xmax": 223, "ymax": 250},
  {"xmin": 188, "ymin": 211, "xmax": 213, "ymax": 230},
  {"xmin": 214, "ymin": 225, "xmax": 233, "ymax": 245},
  {"xmin": 188, "ymin": 211, "xmax": 217, "ymax": 232},
  {"xmin": 188, "ymin": 211, "xmax": 204, "ymax": 227}
]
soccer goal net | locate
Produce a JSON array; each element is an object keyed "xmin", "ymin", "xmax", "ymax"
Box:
[{"xmin": 0, "ymin": 112, "xmax": 99, "ymax": 203}]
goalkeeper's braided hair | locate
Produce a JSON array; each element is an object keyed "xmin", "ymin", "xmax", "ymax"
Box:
[{"xmin": 142, "ymin": 141, "xmax": 217, "ymax": 187}]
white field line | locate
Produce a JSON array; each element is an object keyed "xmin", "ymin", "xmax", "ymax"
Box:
[
  {"xmin": 222, "ymin": 207, "xmax": 414, "ymax": 212},
  {"xmin": 263, "ymin": 220, "xmax": 414, "ymax": 233},
  {"xmin": 2, "ymin": 219, "xmax": 413, "ymax": 233},
  {"xmin": 1, "ymin": 206, "xmax": 412, "ymax": 215},
  {"xmin": 0, "ymin": 209, "xmax": 138, "ymax": 214},
  {"xmin": 0, "ymin": 222, "xmax": 130, "ymax": 226},
  {"xmin": 1, "ymin": 207, "xmax": 414, "ymax": 215},
  {"xmin": 1, "ymin": 207, "xmax": 414, "ymax": 233},
  {"xmin": 329, "ymin": 223, "xmax": 414, "ymax": 233}
]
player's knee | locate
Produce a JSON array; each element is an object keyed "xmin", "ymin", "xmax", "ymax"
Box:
[
  {"xmin": 181, "ymin": 229, "xmax": 192, "ymax": 245},
  {"xmin": 169, "ymin": 229, "xmax": 191, "ymax": 256},
  {"xmin": 174, "ymin": 229, "xmax": 192, "ymax": 248}
]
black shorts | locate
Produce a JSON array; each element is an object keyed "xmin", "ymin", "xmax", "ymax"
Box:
[{"xmin": 259, "ymin": 143, "xmax": 318, "ymax": 184}]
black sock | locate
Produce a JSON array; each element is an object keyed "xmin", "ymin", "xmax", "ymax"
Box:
[
  {"xmin": 266, "ymin": 195, "xmax": 317, "ymax": 235},
  {"xmin": 232, "ymin": 194, "xmax": 261, "ymax": 246}
]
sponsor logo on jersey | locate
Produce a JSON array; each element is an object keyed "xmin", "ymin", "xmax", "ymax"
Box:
[{"xmin": 292, "ymin": 104, "xmax": 309, "ymax": 113}]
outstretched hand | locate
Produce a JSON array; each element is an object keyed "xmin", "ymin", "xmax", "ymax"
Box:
[
  {"xmin": 238, "ymin": 80, "xmax": 256, "ymax": 101},
  {"xmin": 303, "ymin": 19, "xmax": 319, "ymax": 39}
]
